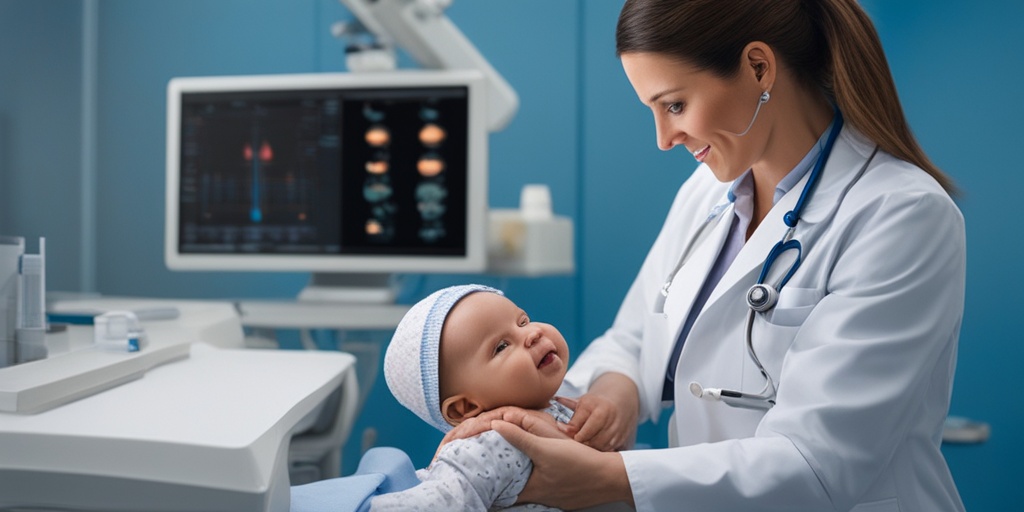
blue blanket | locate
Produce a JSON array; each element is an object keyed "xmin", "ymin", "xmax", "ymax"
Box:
[{"xmin": 290, "ymin": 447, "xmax": 421, "ymax": 512}]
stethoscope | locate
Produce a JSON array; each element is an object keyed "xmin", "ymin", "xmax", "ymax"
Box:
[{"xmin": 656, "ymin": 109, "xmax": 879, "ymax": 410}]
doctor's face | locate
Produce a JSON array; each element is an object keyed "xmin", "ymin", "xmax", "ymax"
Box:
[
  {"xmin": 621, "ymin": 52, "xmax": 766, "ymax": 182},
  {"xmin": 439, "ymin": 292, "xmax": 569, "ymax": 415}
]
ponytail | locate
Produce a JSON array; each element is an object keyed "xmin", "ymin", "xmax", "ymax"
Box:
[{"xmin": 812, "ymin": 0, "xmax": 958, "ymax": 195}]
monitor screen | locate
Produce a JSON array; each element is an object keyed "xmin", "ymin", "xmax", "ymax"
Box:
[{"xmin": 165, "ymin": 71, "xmax": 488, "ymax": 277}]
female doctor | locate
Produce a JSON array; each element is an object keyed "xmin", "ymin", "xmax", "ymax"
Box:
[{"xmin": 448, "ymin": 0, "xmax": 967, "ymax": 510}]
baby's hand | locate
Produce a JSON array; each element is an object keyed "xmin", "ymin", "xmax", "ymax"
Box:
[{"xmin": 557, "ymin": 392, "xmax": 636, "ymax": 452}]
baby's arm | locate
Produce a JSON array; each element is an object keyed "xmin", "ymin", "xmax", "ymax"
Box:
[{"xmin": 370, "ymin": 431, "xmax": 532, "ymax": 511}]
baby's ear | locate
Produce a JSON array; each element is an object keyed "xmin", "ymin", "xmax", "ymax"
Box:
[{"xmin": 441, "ymin": 394, "xmax": 486, "ymax": 426}]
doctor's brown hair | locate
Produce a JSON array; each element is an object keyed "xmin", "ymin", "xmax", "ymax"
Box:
[{"xmin": 616, "ymin": 0, "xmax": 957, "ymax": 196}]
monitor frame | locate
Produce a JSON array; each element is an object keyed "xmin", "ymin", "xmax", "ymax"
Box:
[{"xmin": 164, "ymin": 70, "xmax": 489, "ymax": 277}]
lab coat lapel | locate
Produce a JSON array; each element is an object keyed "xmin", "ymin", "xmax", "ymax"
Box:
[
  {"xmin": 706, "ymin": 182, "xmax": 802, "ymax": 309},
  {"xmin": 660, "ymin": 202, "xmax": 735, "ymax": 355},
  {"xmin": 703, "ymin": 128, "xmax": 867, "ymax": 309},
  {"xmin": 793, "ymin": 126, "xmax": 876, "ymax": 226}
]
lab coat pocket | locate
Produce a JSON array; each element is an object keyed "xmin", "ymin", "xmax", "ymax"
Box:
[{"xmin": 766, "ymin": 286, "xmax": 825, "ymax": 327}]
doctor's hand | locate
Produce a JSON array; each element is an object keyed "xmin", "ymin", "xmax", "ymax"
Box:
[
  {"xmin": 435, "ymin": 406, "xmax": 567, "ymax": 462},
  {"xmin": 562, "ymin": 372, "xmax": 640, "ymax": 451},
  {"xmin": 492, "ymin": 418, "xmax": 635, "ymax": 510}
]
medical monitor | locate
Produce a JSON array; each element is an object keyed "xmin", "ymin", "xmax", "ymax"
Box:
[{"xmin": 165, "ymin": 71, "xmax": 488, "ymax": 299}]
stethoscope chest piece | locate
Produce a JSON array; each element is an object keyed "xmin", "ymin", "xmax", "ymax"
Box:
[{"xmin": 746, "ymin": 283, "xmax": 778, "ymax": 312}]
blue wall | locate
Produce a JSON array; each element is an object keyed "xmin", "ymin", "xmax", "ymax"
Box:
[
  {"xmin": 0, "ymin": 1, "xmax": 83, "ymax": 288},
  {"xmin": 1, "ymin": 1, "xmax": 1020, "ymax": 509},
  {"xmin": 866, "ymin": 1, "xmax": 1024, "ymax": 505}
]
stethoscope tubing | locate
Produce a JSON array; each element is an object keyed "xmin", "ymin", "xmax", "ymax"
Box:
[
  {"xmin": 675, "ymin": 107, "xmax": 885, "ymax": 410},
  {"xmin": 693, "ymin": 143, "xmax": 879, "ymax": 410}
]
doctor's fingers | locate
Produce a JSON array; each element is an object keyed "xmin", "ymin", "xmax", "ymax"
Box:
[
  {"xmin": 434, "ymin": 410, "xmax": 507, "ymax": 461},
  {"xmin": 497, "ymin": 409, "xmax": 568, "ymax": 439},
  {"xmin": 435, "ymin": 417, "xmax": 482, "ymax": 461},
  {"xmin": 437, "ymin": 407, "xmax": 569, "ymax": 462},
  {"xmin": 444, "ymin": 406, "xmax": 524, "ymax": 442}
]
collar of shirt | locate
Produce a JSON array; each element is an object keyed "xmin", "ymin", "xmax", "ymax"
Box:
[{"xmin": 725, "ymin": 117, "xmax": 837, "ymax": 223}]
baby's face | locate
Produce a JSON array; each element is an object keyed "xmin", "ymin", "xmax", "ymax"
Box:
[{"xmin": 439, "ymin": 292, "xmax": 569, "ymax": 413}]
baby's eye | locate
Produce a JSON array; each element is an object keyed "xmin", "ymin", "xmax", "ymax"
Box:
[
  {"xmin": 494, "ymin": 340, "xmax": 510, "ymax": 355},
  {"xmin": 667, "ymin": 102, "xmax": 684, "ymax": 115},
  {"xmin": 518, "ymin": 316, "xmax": 529, "ymax": 327}
]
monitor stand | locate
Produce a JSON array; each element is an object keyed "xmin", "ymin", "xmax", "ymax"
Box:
[{"xmin": 296, "ymin": 273, "xmax": 399, "ymax": 304}]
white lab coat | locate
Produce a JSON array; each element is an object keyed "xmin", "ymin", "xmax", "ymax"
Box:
[{"xmin": 562, "ymin": 125, "xmax": 965, "ymax": 512}]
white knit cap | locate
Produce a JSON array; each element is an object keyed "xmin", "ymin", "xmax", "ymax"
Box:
[{"xmin": 384, "ymin": 284, "xmax": 502, "ymax": 433}]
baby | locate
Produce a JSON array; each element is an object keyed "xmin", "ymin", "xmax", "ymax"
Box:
[{"xmin": 373, "ymin": 284, "xmax": 572, "ymax": 511}]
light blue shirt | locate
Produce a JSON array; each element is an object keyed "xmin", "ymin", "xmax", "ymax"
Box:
[{"xmin": 662, "ymin": 121, "xmax": 834, "ymax": 401}]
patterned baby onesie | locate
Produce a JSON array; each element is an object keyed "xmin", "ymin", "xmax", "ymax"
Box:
[{"xmin": 370, "ymin": 401, "xmax": 573, "ymax": 511}]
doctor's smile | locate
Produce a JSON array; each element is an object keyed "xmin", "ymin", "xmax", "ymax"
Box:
[{"xmin": 692, "ymin": 144, "xmax": 711, "ymax": 162}]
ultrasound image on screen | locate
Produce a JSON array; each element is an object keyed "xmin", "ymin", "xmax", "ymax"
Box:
[{"xmin": 177, "ymin": 86, "xmax": 469, "ymax": 257}]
